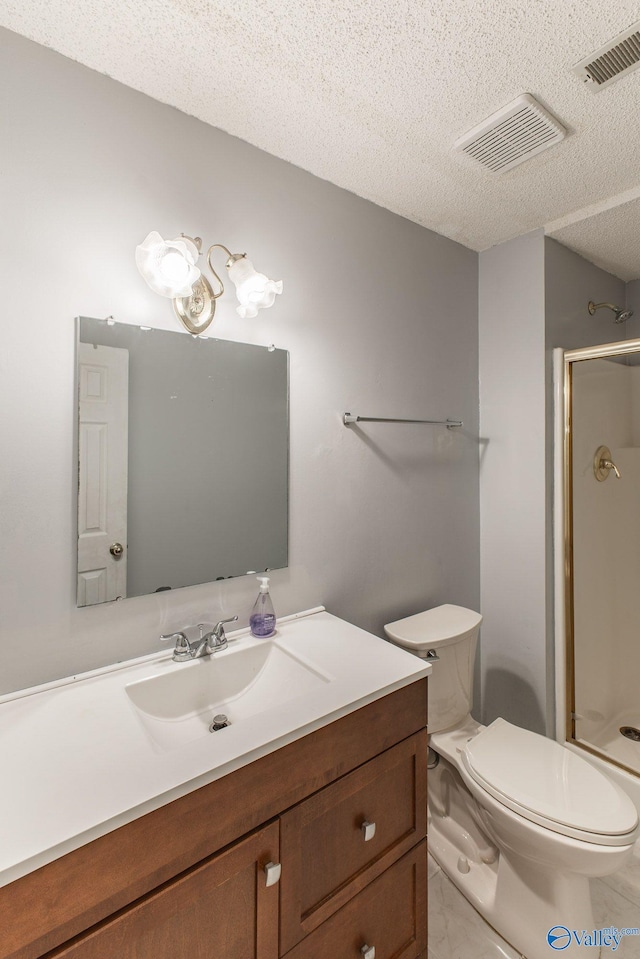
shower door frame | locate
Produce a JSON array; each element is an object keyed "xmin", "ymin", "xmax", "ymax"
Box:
[{"xmin": 562, "ymin": 337, "xmax": 640, "ymax": 779}]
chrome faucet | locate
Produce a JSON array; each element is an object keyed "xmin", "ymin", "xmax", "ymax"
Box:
[{"xmin": 161, "ymin": 616, "xmax": 238, "ymax": 662}]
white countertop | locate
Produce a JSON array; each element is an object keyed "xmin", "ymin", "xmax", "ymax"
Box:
[{"xmin": 0, "ymin": 608, "xmax": 429, "ymax": 888}]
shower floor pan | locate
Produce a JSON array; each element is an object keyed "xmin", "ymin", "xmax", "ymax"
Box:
[{"xmin": 577, "ymin": 711, "xmax": 640, "ymax": 774}]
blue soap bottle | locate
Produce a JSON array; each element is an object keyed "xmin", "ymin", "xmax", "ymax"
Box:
[{"xmin": 250, "ymin": 576, "xmax": 276, "ymax": 638}]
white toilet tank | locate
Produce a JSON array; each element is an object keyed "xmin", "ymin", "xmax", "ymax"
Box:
[{"xmin": 384, "ymin": 605, "xmax": 482, "ymax": 733}]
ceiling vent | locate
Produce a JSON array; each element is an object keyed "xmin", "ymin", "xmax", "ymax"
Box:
[
  {"xmin": 572, "ymin": 21, "xmax": 640, "ymax": 91},
  {"xmin": 454, "ymin": 94, "xmax": 566, "ymax": 174}
]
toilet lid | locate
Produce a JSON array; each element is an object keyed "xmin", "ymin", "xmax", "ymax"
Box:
[
  {"xmin": 461, "ymin": 719, "xmax": 638, "ymax": 838},
  {"xmin": 384, "ymin": 604, "xmax": 482, "ymax": 650}
]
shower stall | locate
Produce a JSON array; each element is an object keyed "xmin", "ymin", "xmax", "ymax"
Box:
[{"xmin": 561, "ymin": 338, "xmax": 640, "ymax": 785}]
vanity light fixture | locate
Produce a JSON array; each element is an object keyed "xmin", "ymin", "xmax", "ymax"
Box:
[{"xmin": 135, "ymin": 231, "xmax": 283, "ymax": 334}]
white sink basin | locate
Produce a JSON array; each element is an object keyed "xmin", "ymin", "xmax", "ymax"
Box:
[{"xmin": 125, "ymin": 638, "xmax": 332, "ymax": 751}]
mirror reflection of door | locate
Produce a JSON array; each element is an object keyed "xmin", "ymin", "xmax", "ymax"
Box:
[{"xmin": 77, "ymin": 343, "xmax": 129, "ymax": 605}]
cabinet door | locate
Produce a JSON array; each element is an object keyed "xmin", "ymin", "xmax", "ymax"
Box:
[
  {"xmin": 51, "ymin": 821, "xmax": 279, "ymax": 959},
  {"xmin": 283, "ymin": 840, "xmax": 427, "ymax": 959},
  {"xmin": 280, "ymin": 731, "xmax": 427, "ymax": 951}
]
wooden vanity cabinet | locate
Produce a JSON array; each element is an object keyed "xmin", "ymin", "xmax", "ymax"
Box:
[
  {"xmin": 50, "ymin": 821, "xmax": 280, "ymax": 959},
  {"xmin": 0, "ymin": 679, "xmax": 427, "ymax": 959}
]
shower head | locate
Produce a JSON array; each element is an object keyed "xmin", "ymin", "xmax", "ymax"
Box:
[{"xmin": 588, "ymin": 301, "xmax": 634, "ymax": 324}]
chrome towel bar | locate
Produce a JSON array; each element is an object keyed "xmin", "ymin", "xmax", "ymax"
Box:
[{"xmin": 343, "ymin": 413, "xmax": 462, "ymax": 429}]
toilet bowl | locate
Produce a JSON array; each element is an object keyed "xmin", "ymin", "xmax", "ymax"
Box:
[{"xmin": 385, "ymin": 605, "xmax": 639, "ymax": 959}]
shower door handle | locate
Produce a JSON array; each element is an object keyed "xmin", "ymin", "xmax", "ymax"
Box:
[{"xmin": 603, "ymin": 458, "xmax": 621, "ymax": 479}]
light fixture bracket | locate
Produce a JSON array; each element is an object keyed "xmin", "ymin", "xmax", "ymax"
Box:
[
  {"xmin": 173, "ymin": 273, "xmax": 217, "ymax": 334},
  {"xmin": 172, "ymin": 247, "xmax": 248, "ymax": 334}
]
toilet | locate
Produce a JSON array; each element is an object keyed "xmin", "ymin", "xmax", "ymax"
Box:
[{"xmin": 384, "ymin": 605, "xmax": 639, "ymax": 959}]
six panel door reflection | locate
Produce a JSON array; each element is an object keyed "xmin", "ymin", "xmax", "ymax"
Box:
[{"xmin": 77, "ymin": 342, "xmax": 128, "ymax": 605}]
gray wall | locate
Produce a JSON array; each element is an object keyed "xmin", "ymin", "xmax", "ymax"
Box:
[
  {"xmin": 626, "ymin": 280, "xmax": 640, "ymax": 338},
  {"xmin": 545, "ymin": 238, "xmax": 627, "ymax": 353},
  {"xmin": 0, "ymin": 28, "xmax": 480, "ymax": 694},
  {"xmin": 478, "ymin": 231, "xmax": 547, "ymax": 734}
]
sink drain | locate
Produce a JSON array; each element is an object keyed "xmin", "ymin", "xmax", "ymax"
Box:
[
  {"xmin": 209, "ymin": 714, "xmax": 230, "ymax": 732},
  {"xmin": 620, "ymin": 726, "xmax": 640, "ymax": 741}
]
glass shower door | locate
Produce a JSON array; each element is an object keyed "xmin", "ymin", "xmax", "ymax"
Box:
[{"xmin": 566, "ymin": 341, "xmax": 640, "ymax": 777}]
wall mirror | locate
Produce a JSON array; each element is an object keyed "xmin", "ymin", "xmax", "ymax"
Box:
[
  {"xmin": 564, "ymin": 338, "xmax": 640, "ymax": 778},
  {"xmin": 76, "ymin": 317, "xmax": 288, "ymax": 606}
]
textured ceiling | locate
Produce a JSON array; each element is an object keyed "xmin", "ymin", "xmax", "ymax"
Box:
[
  {"xmin": 2, "ymin": 0, "xmax": 640, "ymax": 263},
  {"xmin": 548, "ymin": 193, "xmax": 640, "ymax": 281}
]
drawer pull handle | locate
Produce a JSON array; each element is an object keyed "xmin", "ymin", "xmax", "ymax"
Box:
[
  {"xmin": 361, "ymin": 820, "xmax": 376, "ymax": 842},
  {"xmin": 361, "ymin": 945, "xmax": 375, "ymax": 959},
  {"xmin": 264, "ymin": 861, "xmax": 282, "ymax": 887}
]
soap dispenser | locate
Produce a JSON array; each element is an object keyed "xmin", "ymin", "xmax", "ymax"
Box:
[{"xmin": 250, "ymin": 576, "xmax": 276, "ymax": 638}]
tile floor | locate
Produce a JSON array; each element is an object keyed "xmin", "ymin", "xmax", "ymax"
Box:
[{"xmin": 428, "ymin": 845, "xmax": 640, "ymax": 959}]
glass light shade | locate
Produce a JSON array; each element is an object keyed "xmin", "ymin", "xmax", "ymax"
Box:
[
  {"xmin": 135, "ymin": 231, "xmax": 201, "ymax": 298},
  {"xmin": 227, "ymin": 256, "xmax": 283, "ymax": 319}
]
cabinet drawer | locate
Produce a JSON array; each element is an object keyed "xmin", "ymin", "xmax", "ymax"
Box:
[
  {"xmin": 280, "ymin": 731, "xmax": 426, "ymax": 951},
  {"xmin": 50, "ymin": 822, "xmax": 280, "ymax": 959},
  {"xmin": 282, "ymin": 840, "xmax": 427, "ymax": 959}
]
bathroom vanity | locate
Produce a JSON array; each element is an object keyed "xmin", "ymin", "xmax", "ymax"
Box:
[{"xmin": 0, "ymin": 609, "xmax": 429, "ymax": 959}]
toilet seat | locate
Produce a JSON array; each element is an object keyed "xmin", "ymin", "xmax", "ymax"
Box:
[{"xmin": 460, "ymin": 718, "xmax": 638, "ymax": 846}]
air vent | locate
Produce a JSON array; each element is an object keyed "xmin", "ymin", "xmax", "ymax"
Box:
[
  {"xmin": 573, "ymin": 21, "xmax": 640, "ymax": 91},
  {"xmin": 454, "ymin": 95, "xmax": 566, "ymax": 174}
]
